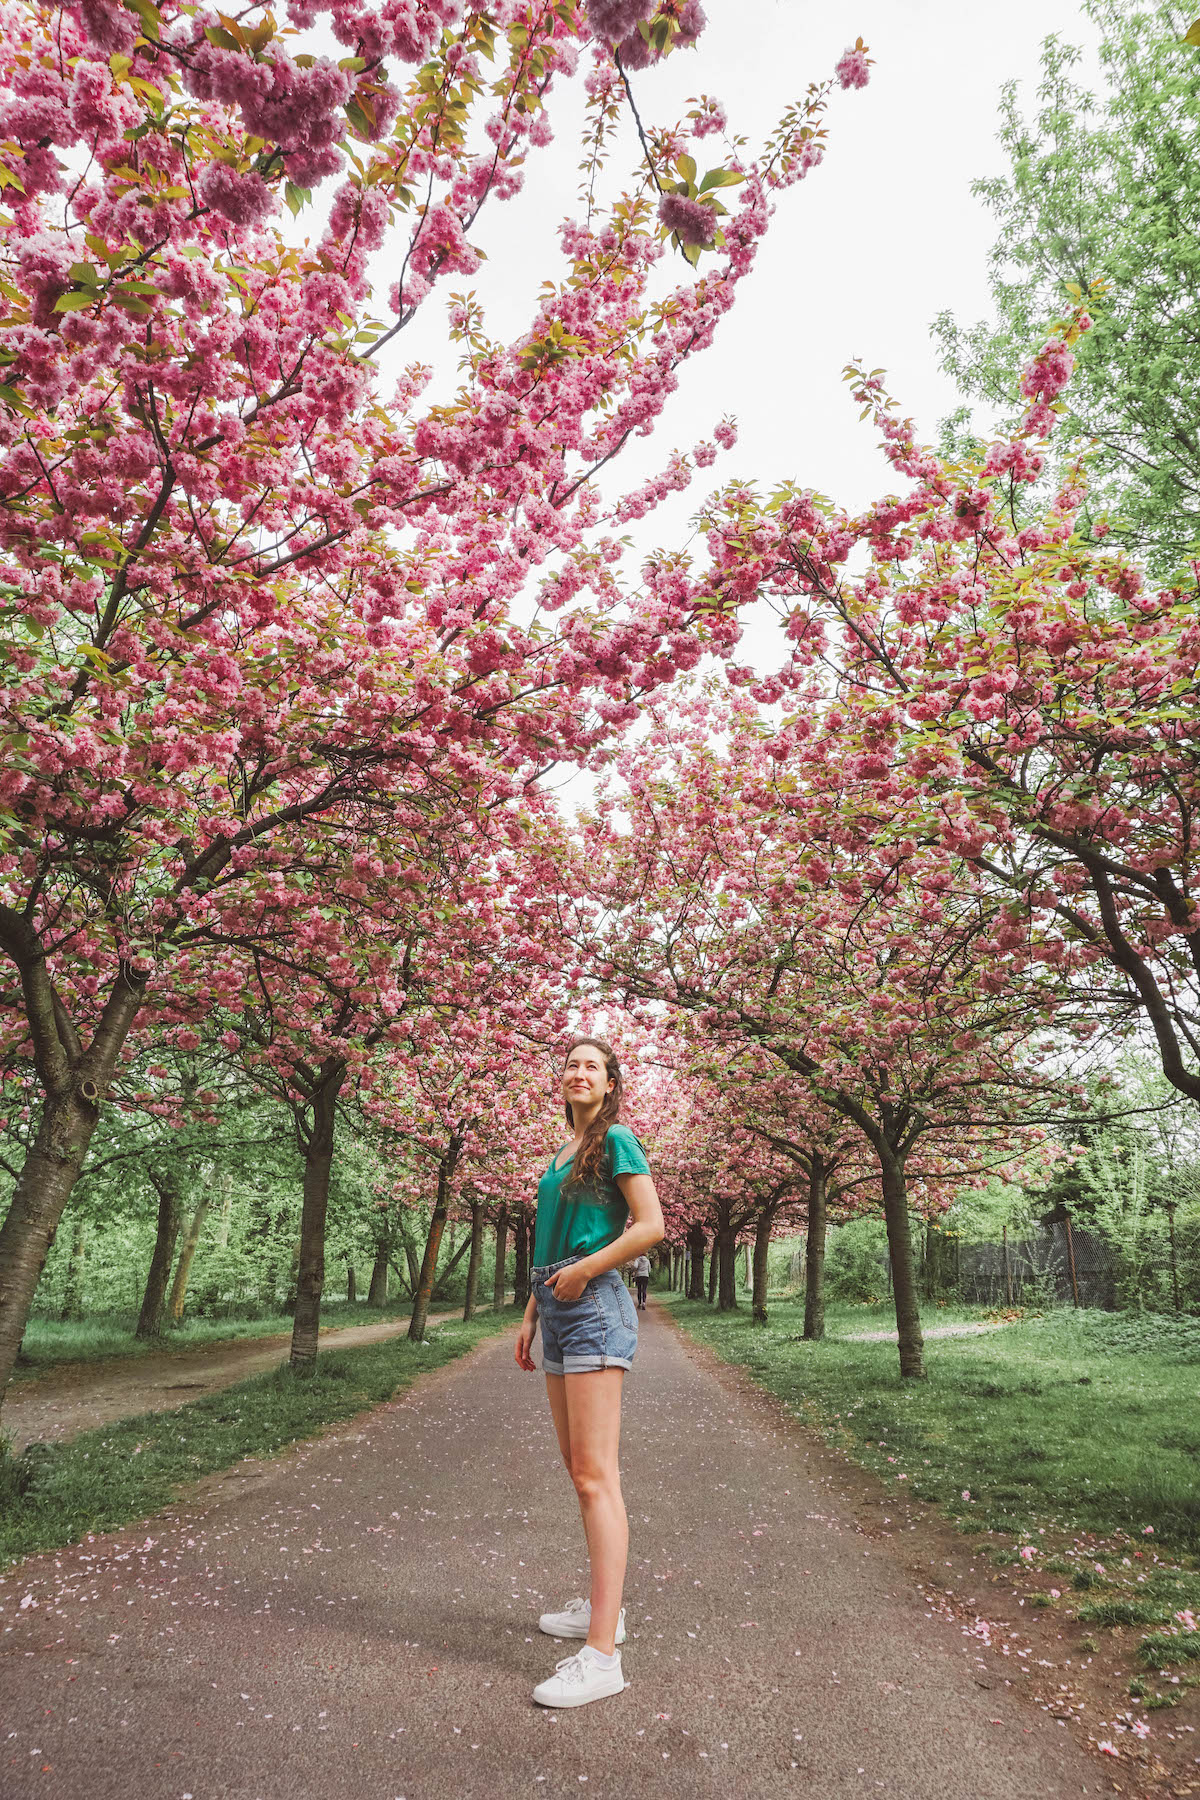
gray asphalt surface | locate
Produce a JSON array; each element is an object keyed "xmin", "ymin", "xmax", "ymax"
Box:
[{"xmin": 0, "ymin": 1303, "xmax": 1109, "ymax": 1800}]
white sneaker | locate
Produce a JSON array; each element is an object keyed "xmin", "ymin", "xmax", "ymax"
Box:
[
  {"xmin": 538, "ymin": 1596, "xmax": 626, "ymax": 1644},
  {"xmin": 533, "ymin": 1648, "xmax": 625, "ymax": 1709}
]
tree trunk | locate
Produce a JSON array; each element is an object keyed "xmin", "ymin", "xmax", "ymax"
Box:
[
  {"xmin": 60, "ymin": 1215, "xmax": 86, "ymax": 1322},
  {"xmin": 168, "ymin": 1192, "xmax": 212, "ymax": 1326},
  {"xmin": 717, "ymin": 1229, "xmax": 738, "ymax": 1310},
  {"xmin": 0, "ymin": 958, "xmax": 146, "ymax": 1423},
  {"xmin": 493, "ymin": 1204, "xmax": 508, "ymax": 1309},
  {"xmin": 687, "ymin": 1222, "xmax": 706, "ymax": 1299},
  {"xmin": 0, "ymin": 1089, "xmax": 105, "ymax": 1411},
  {"xmin": 513, "ymin": 1210, "xmax": 531, "ymax": 1310},
  {"xmin": 708, "ymin": 1233, "xmax": 720, "ymax": 1303},
  {"xmin": 1167, "ymin": 1201, "xmax": 1181, "ymax": 1313},
  {"xmin": 289, "ymin": 1062, "xmax": 346, "ymax": 1374},
  {"xmin": 346, "ymin": 1260, "xmax": 357, "ymax": 1306},
  {"xmin": 803, "ymin": 1158, "xmax": 828, "ymax": 1342},
  {"xmin": 880, "ymin": 1151, "xmax": 925, "ymax": 1379},
  {"xmin": 410, "ymin": 1147, "xmax": 458, "ymax": 1342},
  {"xmin": 367, "ymin": 1247, "xmax": 389, "ymax": 1307},
  {"xmin": 752, "ymin": 1208, "xmax": 774, "ymax": 1324},
  {"xmin": 742, "ymin": 1241, "xmax": 751, "ymax": 1288},
  {"xmin": 404, "ymin": 1238, "xmax": 421, "ymax": 1292},
  {"xmin": 463, "ymin": 1198, "xmax": 486, "ymax": 1321},
  {"xmin": 431, "ymin": 1228, "xmax": 473, "ymax": 1299},
  {"xmin": 136, "ymin": 1165, "xmax": 182, "ymax": 1339}
]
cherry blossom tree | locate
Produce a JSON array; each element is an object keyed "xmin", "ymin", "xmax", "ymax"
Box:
[
  {"xmin": 0, "ymin": 0, "xmax": 870, "ymax": 1412},
  {"xmin": 568, "ymin": 693, "xmax": 1071, "ymax": 1376},
  {"xmin": 701, "ymin": 307, "xmax": 1200, "ymax": 1116}
]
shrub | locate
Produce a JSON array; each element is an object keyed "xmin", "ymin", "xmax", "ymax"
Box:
[{"xmin": 823, "ymin": 1219, "xmax": 889, "ymax": 1302}]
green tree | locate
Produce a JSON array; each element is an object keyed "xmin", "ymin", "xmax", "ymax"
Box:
[{"xmin": 934, "ymin": 0, "xmax": 1200, "ymax": 578}]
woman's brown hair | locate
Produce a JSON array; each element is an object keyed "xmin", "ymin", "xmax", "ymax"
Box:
[{"xmin": 563, "ymin": 1035, "xmax": 623, "ymax": 1190}]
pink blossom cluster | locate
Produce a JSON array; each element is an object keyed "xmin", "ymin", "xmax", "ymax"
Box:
[
  {"xmin": 658, "ymin": 192, "xmax": 717, "ymax": 247},
  {"xmin": 835, "ymin": 47, "xmax": 871, "ymax": 89}
]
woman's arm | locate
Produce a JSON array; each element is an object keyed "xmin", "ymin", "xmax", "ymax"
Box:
[
  {"xmin": 514, "ymin": 1289, "xmax": 539, "ymax": 1371},
  {"xmin": 545, "ymin": 1172, "xmax": 664, "ymax": 1302}
]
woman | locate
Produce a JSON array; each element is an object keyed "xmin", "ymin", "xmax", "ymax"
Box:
[{"xmin": 515, "ymin": 1035, "xmax": 664, "ymax": 1709}]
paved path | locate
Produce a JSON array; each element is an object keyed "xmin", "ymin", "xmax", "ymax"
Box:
[
  {"xmin": 5, "ymin": 1316, "xmax": 454, "ymax": 1452},
  {"xmin": 0, "ymin": 1305, "xmax": 1107, "ymax": 1800}
]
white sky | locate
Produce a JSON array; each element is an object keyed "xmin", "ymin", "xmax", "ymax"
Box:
[
  {"xmin": 375, "ymin": 0, "xmax": 1102, "ymax": 688},
  {"xmin": 389, "ymin": 0, "xmax": 1101, "ymax": 494}
]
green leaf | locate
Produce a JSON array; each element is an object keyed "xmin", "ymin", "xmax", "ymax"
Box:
[
  {"xmin": 676, "ymin": 153, "xmax": 697, "ymax": 186},
  {"xmin": 53, "ymin": 291, "xmax": 97, "ymax": 313},
  {"xmin": 697, "ymin": 168, "xmax": 745, "ymax": 193},
  {"xmin": 1184, "ymin": 19, "xmax": 1200, "ymax": 44},
  {"xmin": 123, "ymin": 0, "xmax": 160, "ymax": 41},
  {"xmin": 344, "ymin": 96, "xmax": 374, "ymax": 137}
]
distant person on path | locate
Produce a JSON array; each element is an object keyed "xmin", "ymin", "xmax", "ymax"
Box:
[
  {"xmin": 515, "ymin": 1035, "xmax": 664, "ymax": 1709},
  {"xmin": 632, "ymin": 1253, "xmax": 650, "ymax": 1310}
]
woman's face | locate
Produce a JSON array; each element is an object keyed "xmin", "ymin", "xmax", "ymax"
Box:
[{"xmin": 562, "ymin": 1043, "xmax": 614, "ymax": 1115}]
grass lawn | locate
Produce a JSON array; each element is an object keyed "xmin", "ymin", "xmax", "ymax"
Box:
[
  {"xmin": 0, "ymin": 1312, "xmax": 509, "ymax": 1567},
  {"xmin": 14, "ymin": 1297, "xmax": 431, "ymax": 1375},
  {"xmin": 664, "ymin": 1295, "xmax": 1200, "ymax": 1548},
  {"xmin": 665, "ymin": 1293, "xmax": 1200, "ymax": 1691}
]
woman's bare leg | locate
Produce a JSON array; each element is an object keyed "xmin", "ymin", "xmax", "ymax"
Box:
[
  {"xmin": 545, "ymin": 1372, "xmax": 571, "ymax": 1473},
  {"xmin": 563, "ymin": 1368, "xmax": 626, "ymax": 1655}
]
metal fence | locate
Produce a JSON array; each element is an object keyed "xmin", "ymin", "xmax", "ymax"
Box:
[
  {"xmin": 952, "ymin": 1222, "xmax": 1116, "ymax": 1309},
  {"xmin": 790, "ymin": 1211, "xmax": 1200, "ymax": 1313},
  {"xmin": 929, "ymin": 1216, "xmax": 1200, "ymax": 1312}
]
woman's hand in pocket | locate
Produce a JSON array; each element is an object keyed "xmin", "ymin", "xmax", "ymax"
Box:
[{"xmin": 545, "ymin": 1261, "xmax": 591, "ymax": 1303}]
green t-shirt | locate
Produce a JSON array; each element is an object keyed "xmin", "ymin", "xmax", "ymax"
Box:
[{"xmin": 532, "ymin": 1123, "xmax": 651, "ymax": 1268}]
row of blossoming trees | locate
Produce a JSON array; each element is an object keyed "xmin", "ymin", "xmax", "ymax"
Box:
[
  {"xmin": 2, "ymin": 0, "xmax": 1198, "ymax": 1422},
  {"xmin": 0, "ymin": 0, "xmax": 878, "ymax": 1423}
]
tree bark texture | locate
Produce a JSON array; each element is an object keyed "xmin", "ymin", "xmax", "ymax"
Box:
[
  {"xmin": 708, "ymin": 1235, "xmax": 719, "ymax": 1303},
  {"xmin": 462, "ymin": 1198, "xmax": 485, "ymax": 1320},
  {"xmin": 493, "ymin": 1205, "xmax": 508, "ymax": 1309},
  {"xmin": 803, "ymin": 1158, "xmax": 828, "ymax": 1341},
  {"xmin": 168, "ymin": 1192, "xmax": 211, "ymax": 1326},
  {"xmin": 136, "ymin": 1165, "xmax": 182, "ymax": 1339},
  {"xmin": 687, "ymin": 1223, "xmax": 706, "ymax": 1299},
  {"xmin": 0, "ymin": 949, "xmax": 148, "ymax": 1421},
  {"xmin": 367, "ymin": 1248, "xmax": 389, "ymax": 1307},
  {"xmin": 289, "ymin": 1062, "xmax": 346, "ymax": 1373},
  {"xmin": 880, "ymin": 1151, "xmax": 925, "ymax": 1379},
  {"xmin": 717, "ymin": 1229, "xmax": 738, "ymax": 1310},
  {"xmin": 345, "ymin": 1261, "xmax": 357, "ymax": 1306},
  {"xmin": 0, "ymin": 1092, "xmax": 103, "ymax": 1409},
  {"xmin": 752, "ymin": 1208, "xmax": 774, "ymax": 1324}
]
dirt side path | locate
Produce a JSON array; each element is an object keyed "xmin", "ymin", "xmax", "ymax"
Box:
[
  {"xmin": 0, "ymin": 1301, "xmax": 1112, "ymax": 1800},
  {"xmin": 5, "ymin": 1315, "xmax": 454, "ymax": 1452}
]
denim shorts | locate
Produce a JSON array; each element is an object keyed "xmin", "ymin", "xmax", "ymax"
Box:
[{"xmin": 532, "ymin": 1255, "xmax": 638, "ymax": 1375}]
